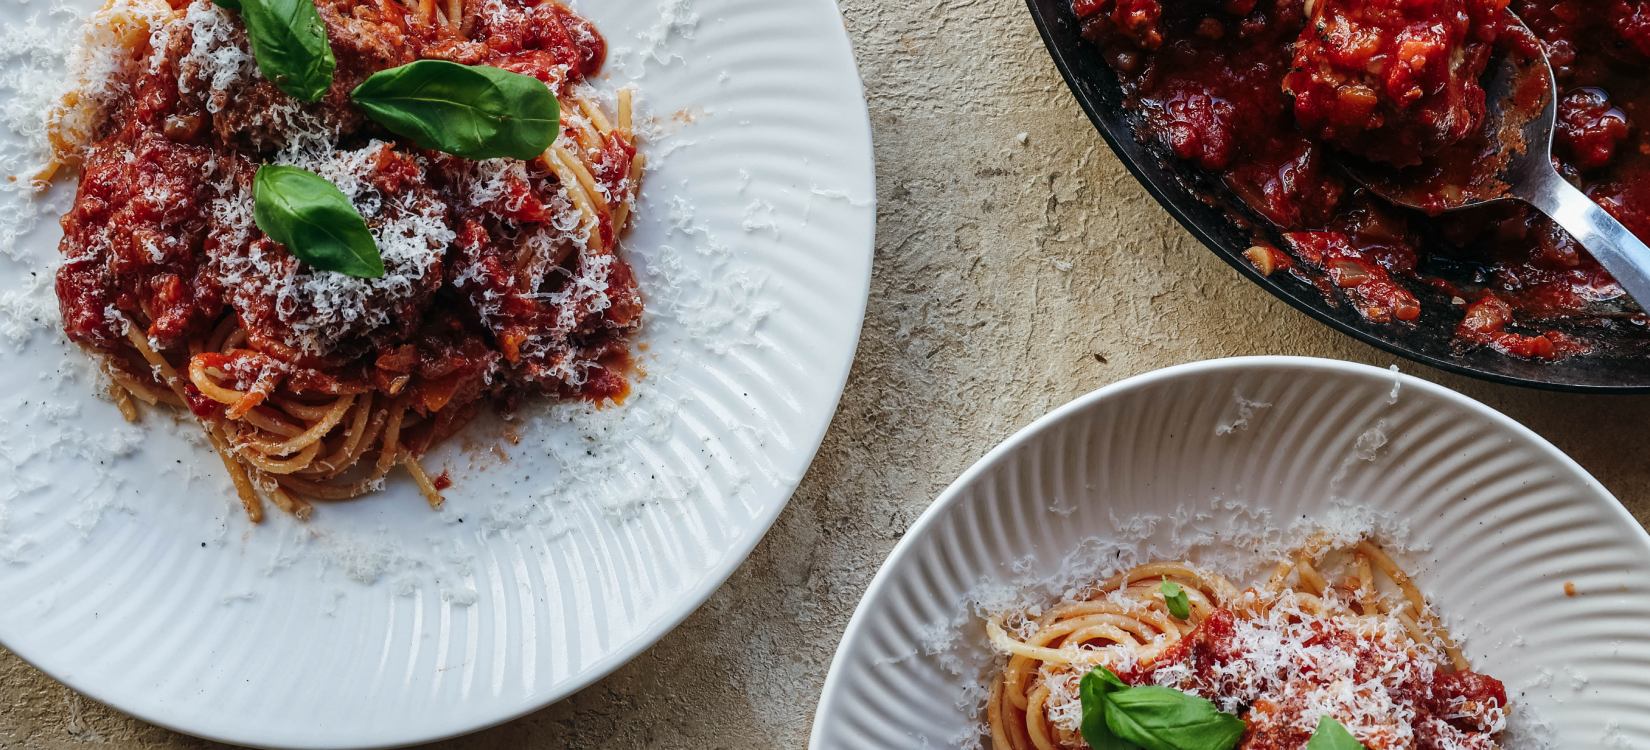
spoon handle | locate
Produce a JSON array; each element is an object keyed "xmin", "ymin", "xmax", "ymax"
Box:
[{"xmin": 1521, "ymin": 169, "xmax": 1650, "ymax": 311}]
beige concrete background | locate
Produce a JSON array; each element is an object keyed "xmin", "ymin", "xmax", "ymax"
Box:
[{"xmin": 6, "ymin": 0, "xmax": 1650, "ymax": 747}]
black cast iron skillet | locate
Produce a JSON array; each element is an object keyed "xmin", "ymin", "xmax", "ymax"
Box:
[{"xmin": 1025, "ymin": 0, "xmax": 1650, "ymax": 392}]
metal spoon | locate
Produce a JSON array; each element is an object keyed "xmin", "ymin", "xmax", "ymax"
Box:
[{"xmin": 1336, "ymin": 12, "xmax": 1650, "ymax": 311}]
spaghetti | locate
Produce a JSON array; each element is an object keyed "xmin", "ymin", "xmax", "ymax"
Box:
[
  {"xmin": 985, "ymin": 538, "xmax": 1509, "ymax": 750},
  {"xmin": 48, "ymin": 0, "xmax": 645, "ymax": 521}
]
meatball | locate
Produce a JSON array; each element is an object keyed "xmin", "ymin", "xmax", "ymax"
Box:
[
  {"xmin": 57, "ymin": 129, "xmax": 222, "ymax": 350},
  {"xmin": 172, "ymin": 0, "xmax": 412, "ymax": 153},
  {"xmin": 211, "ymin": 143, "xmax": 453, "ymax": 361}
]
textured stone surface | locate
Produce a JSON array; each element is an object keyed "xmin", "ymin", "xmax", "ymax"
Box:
[{"xmin": 5, "ymin": 1, "xmax": 1650, "ymax": 747}]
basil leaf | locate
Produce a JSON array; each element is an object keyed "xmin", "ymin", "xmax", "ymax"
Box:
[
  {"xmin": 1080, "ymin": 667, "xmax": 1138, "ymax": 750},
  {"xmin": 1107, "ymin": 687, "xmax": 1246, "ymax": 750},
  {"xmin": 214, "ymin": 0, "xmax": 335, "ymax": 101},
  {"xmin": 1081, "ymin": 667, "xmax": 1245, "ymax": 750},
  {"xmin": 1160, "ymin": 578, "xmax": 1191, "ymax": 620},
  {"xmin": 1306, "ymin": 717, "xmax": 1366, "ymax": 750},
  {"xmin": 351, "ymin": 60, "xmax": 562, "ymax": 161},
  {"xmin": 253, "ymin": 165, "xmax": 384, "ymax": 278}
]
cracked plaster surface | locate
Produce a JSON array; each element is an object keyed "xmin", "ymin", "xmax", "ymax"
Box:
[{"xmin": 5, "ymin": 0, "xmax": 1650, "ymax": 747}]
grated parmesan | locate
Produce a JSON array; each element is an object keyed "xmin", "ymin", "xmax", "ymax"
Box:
[
  {"xmin": 214, "ymin": 142, "xmax": 453, "ymax": 355},
  {"xmin": 1215, "ymin": 389, "xmax": 1272, "ymax": 436}
]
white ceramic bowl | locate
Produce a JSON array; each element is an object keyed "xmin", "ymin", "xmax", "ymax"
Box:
[{"xmin": 810, "ymin": 356, "xmax": 1650, "ymax": 750}]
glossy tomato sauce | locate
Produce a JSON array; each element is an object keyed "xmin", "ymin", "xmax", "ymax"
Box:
[{"xmin": 1073, "ymin": 0, "xmax": 1650, "ymax": 360}]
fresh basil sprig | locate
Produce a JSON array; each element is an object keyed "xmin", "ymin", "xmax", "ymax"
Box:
[
  {"xmin": 1306, "ymin": 717, "xmax": 1367, "ymax": 750},
  {"xmin": 253, "ymin": 165, "xmax": 384, "ymax": 278},
  {"xmin": 350, "ymin": 60, "xmax": 562, "ymax": 161},
  {"xmin": 1160, "ymin": 578, "xmax": 1191, "ymax": 621},
  {"xmin": 1079, "ymin": 667, "xmax": 1245, "ymax": 750},
  {"xmin": 211, "ymin": 0, "xmax": 335, "ymax": 102}
]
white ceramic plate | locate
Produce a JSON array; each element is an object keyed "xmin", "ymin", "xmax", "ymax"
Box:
[
  {"xmin": 810, "ymin": 357, "xmax": 1650, "ymax": 750},
  {"xmin": 0, "ymin": 0, "xmax": 873, "ymax": 747}
]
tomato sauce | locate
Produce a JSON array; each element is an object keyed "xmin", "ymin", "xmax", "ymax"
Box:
[{"xmin": 1073, "ymin": 0, "xmax": 1650, "ymax": 360}]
